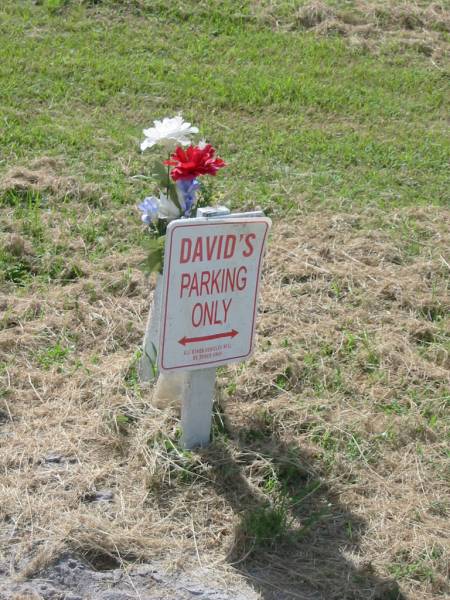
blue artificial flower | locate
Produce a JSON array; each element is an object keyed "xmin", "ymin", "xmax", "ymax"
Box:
[
  {"xmin": 176, "ymin": 178, "xmax": 200, "ymax": 217},
  {"xmin": 138, "ymin": 196, "xmax": 159, "ymax": 225}
]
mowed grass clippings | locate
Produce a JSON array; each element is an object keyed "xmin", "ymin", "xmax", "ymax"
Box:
[
  {"xmin": 0, "ymin": 0, "xmax": 449, "ymax": 599},
  {"xmin": 124, "ymin": 0, "xmax": 450, "ymax": 57}
]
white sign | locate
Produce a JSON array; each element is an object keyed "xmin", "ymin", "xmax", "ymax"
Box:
[{"xmin": 158, "ymin": 216, "xmax": 271, "ymax": 372}]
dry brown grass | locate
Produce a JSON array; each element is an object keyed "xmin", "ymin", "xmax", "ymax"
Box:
[
  {"xmin": 0, "ymin": 158, "xmax": 103, "ymax": 205},
  {"xmin": 0, "ymin": 166, "xmax": 449, "ymax": 598},
  {"xmin": 252, "ymin": 0, "xmax": 450, "ymax": 58}
]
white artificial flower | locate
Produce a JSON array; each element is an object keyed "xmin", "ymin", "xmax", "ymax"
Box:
[
  {"xmin": 140, "ymin": 115, "xmax": 199, "ymax": 151},
  {"xmin": 157, "ymin": 191, "xmax": 181, "ymax": 220}
]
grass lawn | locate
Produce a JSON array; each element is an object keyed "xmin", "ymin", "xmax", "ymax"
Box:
[{"xmin": 0, "ymin": 1, "xmax": 449, "ymax": 599}]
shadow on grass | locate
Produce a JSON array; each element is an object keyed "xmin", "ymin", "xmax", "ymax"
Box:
[{"xmin": 199, "ymin": 407, "xmax": 406, "ymax": 600}]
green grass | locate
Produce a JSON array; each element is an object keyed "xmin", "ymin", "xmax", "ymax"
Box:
[
  {"xmin": 37, "ymin": 342, "xmax": 72, "ymax": 369},
  {"xmin": 240, "ymin": 503, "xmax": 290, "ymax": 547},
  {"xmin": 1, "ymin": 0, "xmax": 448, "ymax": 215}
]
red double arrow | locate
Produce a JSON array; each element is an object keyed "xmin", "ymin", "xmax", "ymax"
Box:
[{"xmin": 178, "ymin": 329, "xmax": 239, "ymax": 346}]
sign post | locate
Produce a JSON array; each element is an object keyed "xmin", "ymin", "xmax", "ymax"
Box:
[
  {"xmin": 180, "ymin": 367, "xmax": 216, "ymax": 448},
  {"xmin": 139, "ymin": 275, "xmax": 163, "ymax": 382},
  {"xmin": 158, "ymin": 213, "xmax": 271, "ymax": 448}
]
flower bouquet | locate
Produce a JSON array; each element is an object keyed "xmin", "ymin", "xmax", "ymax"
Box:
[{"xmin": 138, "ymin": 115, "xmax": 226, "ymax": 273}]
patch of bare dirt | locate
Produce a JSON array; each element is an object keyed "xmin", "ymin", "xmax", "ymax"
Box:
[{"xmin": 0, "ymin": 554, "xmax": 257, "ymax": 600}]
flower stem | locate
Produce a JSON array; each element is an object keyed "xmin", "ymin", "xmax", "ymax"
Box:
[{"xmin": 166, "ymin": 153, "xmax": 170, "ymax": 200}]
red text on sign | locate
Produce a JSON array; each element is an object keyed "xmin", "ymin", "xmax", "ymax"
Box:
[
  {"xmin": 179, "ymin": 233, "xmax": 256, "ymax": 263},
  {"xmin": 180, "ymin": 266, "xmax": 247, "ymax": 298},
  {"xmin": 191, "ymin": 299, "xmax": 232, "ymax": 327}
]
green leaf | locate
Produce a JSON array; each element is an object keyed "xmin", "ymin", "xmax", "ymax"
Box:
[
  {"xmin": 152, "ymin": 161, "xmax": 169, "ymax": 187},
  {"xmin": 168, "ymin": 181, "xmax": 181, "ymax": 210},
  {"xmin": 151, "ymin": 161, "xmax": 182, "ymax": 211},
  {"xmin": 142, "ymin": 235, "xmax": 165, "ymax": 274}
]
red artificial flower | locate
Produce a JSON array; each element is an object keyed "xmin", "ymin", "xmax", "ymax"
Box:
[{"xmin": 164, "ymin": 144, "xmax": 226, "ymax": 181}]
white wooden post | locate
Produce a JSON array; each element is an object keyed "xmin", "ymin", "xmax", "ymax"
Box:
[
  {"xmin": 180, "ymin": 368, "xmax": 216, "ymax": 449},
  {"xmin": 139, "ymin": 275, "xmax": 163, "ymax": 382}
]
